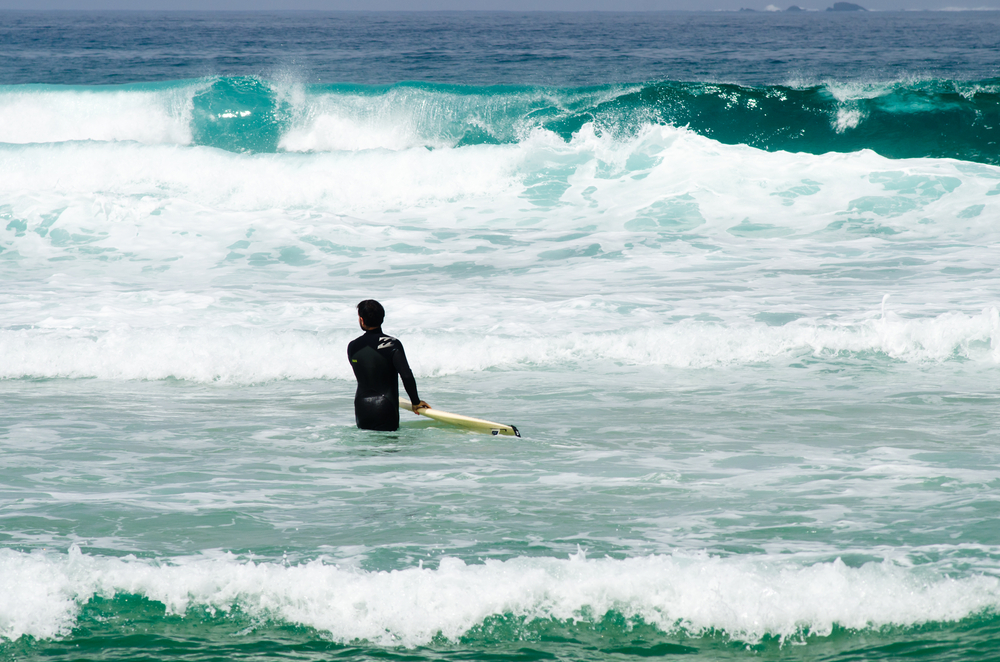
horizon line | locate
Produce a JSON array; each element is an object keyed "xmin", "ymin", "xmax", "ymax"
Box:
[{"xmin": 2, "ymin": 6, "xmax": 999, "ymax": 10}]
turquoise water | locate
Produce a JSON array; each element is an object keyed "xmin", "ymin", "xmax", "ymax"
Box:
[{"xmin": 3, "ymin": 10, "xmax": 1000, "ymax": 662}]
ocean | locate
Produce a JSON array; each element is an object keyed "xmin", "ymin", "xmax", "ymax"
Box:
[{"xmin": 2, "ymin": 9, "xmax": 1000, "ymax": 661}]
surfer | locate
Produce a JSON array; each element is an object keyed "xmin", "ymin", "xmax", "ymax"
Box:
[{"xmin": 348, "ymin": 299, "xmax": 430, "ymax": 431}]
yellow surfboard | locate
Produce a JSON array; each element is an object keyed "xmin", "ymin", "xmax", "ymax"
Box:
[{"xmin": 398, "ymin": 397, "xmax": 521, "ymax": 437}]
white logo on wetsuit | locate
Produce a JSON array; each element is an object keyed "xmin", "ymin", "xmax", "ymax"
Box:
[{"xmin": 377, "ymin": 336, "xmax": 395, "ymax": 350}]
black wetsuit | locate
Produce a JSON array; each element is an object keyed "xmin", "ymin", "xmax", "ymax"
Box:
[{"xmin": 347, "ymin": 328, "xmax": 420, "ymax": 431}]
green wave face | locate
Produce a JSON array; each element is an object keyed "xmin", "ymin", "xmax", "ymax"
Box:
[
  {"xmin": 191, "ymin": 77, "xmax": 288, "ymax": 153},
  {"xmin": 5, "ymin": 593, "xmax": 1000, "ymax": 662},
  {"xmin": 1, "ymin": 76, "xmax": 998, "ymax": 163}
]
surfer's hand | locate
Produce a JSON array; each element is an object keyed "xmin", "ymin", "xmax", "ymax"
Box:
[{"xmin": 412, "ymin": 400, "xmax": 430, "ymax": 413}]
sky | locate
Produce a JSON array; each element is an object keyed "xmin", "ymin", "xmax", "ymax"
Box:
[{"xmin": 1, "ymin": 0, "xmax": 998, "ymax": 11}]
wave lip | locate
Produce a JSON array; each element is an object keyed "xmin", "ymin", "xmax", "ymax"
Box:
[{"xmin": 1, "ymin": 546, "xmax": 998, "ymax": 646}]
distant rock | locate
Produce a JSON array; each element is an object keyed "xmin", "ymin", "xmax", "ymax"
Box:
[
  {"xmin": 827, "ymin": 1, "xmax": 867, "ymax": 9},
  {"xmin": 739, "ymin": 7, "xmax": 758, "ymax": 11},
  {"xmin": 785, "ymin": 4, "xmax": 804, "ymax": 10}
]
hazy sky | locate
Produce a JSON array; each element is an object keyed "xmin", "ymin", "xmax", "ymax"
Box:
[{"xmin": 1, "ymin": 0, "xmax": 998, "ymax": 12}]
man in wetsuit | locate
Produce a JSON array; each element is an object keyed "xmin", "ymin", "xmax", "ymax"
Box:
[{"xmin": 347, "ymin": 299, "xmax": 430, "ymax": 431}]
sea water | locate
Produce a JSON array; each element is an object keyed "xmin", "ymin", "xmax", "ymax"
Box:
[{"xmin": 2, "ymin": 10, "xmax": 1000, "ymax": 661}]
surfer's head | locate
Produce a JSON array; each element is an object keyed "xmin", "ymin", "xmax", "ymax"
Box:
[{"xmin": 357, "ymin": 299, "xmax": 385, "ymax": 330}]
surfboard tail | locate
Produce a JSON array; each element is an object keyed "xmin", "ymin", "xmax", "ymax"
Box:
[{"xmin": 399, "ymin": 397, "xmax": 521, "ymax": 437}]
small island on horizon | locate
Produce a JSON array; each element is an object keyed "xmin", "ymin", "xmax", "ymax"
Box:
[{"xmin": 741, "ymin": 2, "xmax": 867, "ymax": 9}]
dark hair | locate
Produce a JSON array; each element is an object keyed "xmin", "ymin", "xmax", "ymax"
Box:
[{"xmin": 357, "ymin": 299, "xmax": 385, "ymax": 327}]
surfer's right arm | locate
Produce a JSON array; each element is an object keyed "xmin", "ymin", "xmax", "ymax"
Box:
[{"xmin": 391, "ymin": 341, "xmax": 427, "ymax": 413}]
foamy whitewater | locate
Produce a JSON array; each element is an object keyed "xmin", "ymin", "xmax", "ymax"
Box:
[{"xmin": 2, "ymin": 10, "xmax": 1000, "ymax": 662}]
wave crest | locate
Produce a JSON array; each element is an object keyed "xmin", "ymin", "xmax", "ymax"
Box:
[{"xmin": 1, "ymin": 546, "xmax": 997, "ymax": 646}]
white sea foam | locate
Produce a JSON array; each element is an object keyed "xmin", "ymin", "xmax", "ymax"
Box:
[
  {"xmin": 833, "ymin": 108, "xmax": 863, "ymax": 132},
  {"xmin": 0, "ymin": 327, "xmax": 353, "ymax": 382},
  {"xmin": 0, "ymin": 139, "xmax": 520, "ymax": 215},
  {"xmin": 276, "ymin": 85, "xmax": 635, "ymax": 153},
  {"xmin": 2, "ymin": 120, "xmax": 999, "ymax": 384},
  {"xmin": 280, "ymin": 112, "xmax": 434, "ymax": 152},
  {"xmin": 1, "ymin": 546, "xmax": 997, "ymax": 645},
  {"xmin": 1, "ymin": 121, "xmax": 995, "ymax": 227},
  {"xmin": 0, "ymin": 308, "xmax": 996, "ymax": 382},
  {"xmin": 0, "ymin": 86, "xmax": 198, "ymax": 146},
  {"xmin": 821, "ymin": 80, "xmax": 902, "ymax": 103},
  {"xmin": 278, "ymin": 87, "xmax": 458, "ymax": 152}
]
